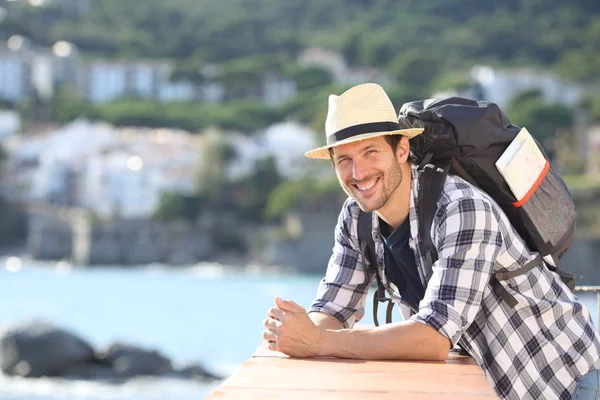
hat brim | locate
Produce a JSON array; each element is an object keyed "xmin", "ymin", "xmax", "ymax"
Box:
[{"xmin": 304, "ymin": 128, "xmax": 424, "ymax": 159}]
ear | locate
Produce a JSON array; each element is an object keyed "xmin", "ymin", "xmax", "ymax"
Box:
[{"xmin": 395, "ymin": 136, "xmax": 410, "ymax": 163}]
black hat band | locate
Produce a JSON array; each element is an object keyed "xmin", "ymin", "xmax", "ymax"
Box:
[{"xmin": 326, "ymin": 121, "xmax": 401, "ymax": 146}]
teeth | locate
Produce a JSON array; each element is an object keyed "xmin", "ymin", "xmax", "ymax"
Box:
[{"xmin": 357, "ymin": 180, "xmax": 376, "ymax": 191}]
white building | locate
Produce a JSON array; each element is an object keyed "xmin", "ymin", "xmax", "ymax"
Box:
[
  {"xmin": 225, "ymin": 121, "xmax": 319, "ymax": 180},
  {"xmin": 297, "ymin": 47, "xmax": 392, "ymax": 87},
  {"xmin": 199, "ymin": 81, "xmax": 225, "ymax": 104},
  {"xmin": 30, "ymin": 52, "xmax": 55, "ymax": 101},
  {"xmin": 262, "ymin": 74, "xmax": 297, "ymax": 108},
  {"xmin": 297, "ymin": 47, "xmax": 347, "ymax": 83},
  {"xmin": 81, "ymin": 128, "xmax": 202, "ymax": 218},
  {"xmin": 0, "ymin": 110, "xmax": 21, "ymax": 139},
  {"xmin": 8, "ymin": 120, "xmax": 119, "ymax": 204},
  {"xmin": 82, "ymin": 150, "xmax": 157, "ymax": 218},
  {"xmin": 469, "ymin": 65, "xmax": 586, "ymax": 109},
  {"xmin": 157, "ymin": 80, "xmax": 197, "ymax": 102},
  {"xmin": 77, "ymin": 60, "xmax": 198, "ymax": 104},
  {"xmin": 78, "ymin": 61, "xmax": 128, "ymax": 103},
  {"xmin": 6, "ymin": 120, "xmax": 203, "ymax": 219},
  {"xmin": 0, "ymin": 46, "xmax": 30, "ymax": 103}
]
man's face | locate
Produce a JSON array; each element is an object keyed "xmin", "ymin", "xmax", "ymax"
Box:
[{"xmin": 332, "ymin": 136, "xmax": 405, "ymax": 212}]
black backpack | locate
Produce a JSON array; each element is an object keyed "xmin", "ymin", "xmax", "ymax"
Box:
[{"xmin": 359, "ymin": 97, "xmax": 577, "ymax": 326}]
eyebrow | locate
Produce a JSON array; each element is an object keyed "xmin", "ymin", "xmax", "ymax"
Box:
[
  {"xmin": 361, "ymin": 145, "xmax": 378, "ymax": 152},
  {"xmin": 334, "ymin": 144, "xmax": 378, "ymax": 160}
]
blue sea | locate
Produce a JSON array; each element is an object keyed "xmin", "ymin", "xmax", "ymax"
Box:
[{"xmin": 0, "ymin": 257, "xmax": 597, "ymax": 400}]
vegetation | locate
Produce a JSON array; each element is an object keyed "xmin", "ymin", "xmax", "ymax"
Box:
[
  {"xmin": 3, "ymin": 0, "xmax": 600, "ymax": 224},
  {"xmin": 4, "ymin": 0, "xmax": 599, "ymax": 82},
  {"xmin": 265, "ymin": 176, "xmax": 342, "ymax": 219},
  {"xmin": 505, "ymin": 89, "xmax": 574, "ymax": 160},
  {"xmin": 4, "ymin": 0, "xmax": 599, "ymax": 134}
]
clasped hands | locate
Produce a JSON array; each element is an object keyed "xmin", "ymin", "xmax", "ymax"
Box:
[{"xmin": 262, "ymin": 296, "xmax": 323, "ymax": 357}]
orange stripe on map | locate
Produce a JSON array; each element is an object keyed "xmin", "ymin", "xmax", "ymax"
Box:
[{"xmin": 512, "ymin": 160, "xmax": 550, "ymax": 208}]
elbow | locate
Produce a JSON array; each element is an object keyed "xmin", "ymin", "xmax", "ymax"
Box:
[
  {"xmin": 430, "ymin": 336, "xmax": 451, "ymax": 361},
  {"xmin": 410, "ymin": 338, "xmax": 450, "ymax": 361},
  {"xmin": 423, "ymin": 345, "xmax": 449, "ymax": 361},
  {"xmin": 419, "ymin": 323, "xmax": 452, "ymax": 361},
  {"xmin": 433, "ymin": 346, "xmax": 450, "ymax": 361}
]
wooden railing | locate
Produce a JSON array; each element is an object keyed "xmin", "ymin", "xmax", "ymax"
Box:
[{"xmin": 206, "ymin": 341, "xmax": 498, "ymax": 399}]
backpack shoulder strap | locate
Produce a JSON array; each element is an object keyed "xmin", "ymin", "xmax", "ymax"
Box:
[
  {"xmin": 357, "ymin": 210, "xmax": 374, "ymax": 251},
  {"xmin": 357, "ymin": 210, "xmax": 393, "ymax": 326},
  {"xmin": 418, "ymin": 160, "xmax": 451, "ymax": 275}
]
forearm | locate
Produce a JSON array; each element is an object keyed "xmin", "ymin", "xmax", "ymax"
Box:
[
  {"xmin": 317, "ymin": 320, "xmax": 451, "ymax": 361},
  {"xmin": 308, "ymin": 311, "xmax": 344, "ymax": 330}
]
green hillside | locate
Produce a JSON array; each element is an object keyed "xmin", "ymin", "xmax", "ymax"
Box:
[{"xmin": 2, "ymin": 0, "xmax": 599, "ymax": 83}]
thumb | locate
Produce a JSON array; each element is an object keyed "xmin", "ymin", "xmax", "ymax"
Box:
[{"xmin": 275, "ymin": 296, "xmax": 305, "ymax": 313}]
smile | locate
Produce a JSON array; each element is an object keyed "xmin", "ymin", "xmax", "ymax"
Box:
[{"xmin": 354, "ymin": 178, "xmax": 379, "ymax": 193}]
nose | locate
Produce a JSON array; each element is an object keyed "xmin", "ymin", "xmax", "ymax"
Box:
[{"xmin": 352, "ymin": 158, "xmax": 369, "ymax": 181}]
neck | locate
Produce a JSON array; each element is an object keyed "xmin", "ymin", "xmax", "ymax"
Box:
[{"xmin": 375, "ymin": 164, "xmax": 412, "ymax": 230}]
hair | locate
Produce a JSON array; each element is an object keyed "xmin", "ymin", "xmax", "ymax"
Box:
[{"xmin": 328, "ymin": 134, "xmax": 417, "ymax": 165}]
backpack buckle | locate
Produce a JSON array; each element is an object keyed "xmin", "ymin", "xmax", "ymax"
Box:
[
  {"xmin": 373, "ymin": 289, "xmax": 395, "ymax": 327},
  {"xmin": 375, "ymin": 286, "xmax": 391, "ymax": 303},
  {"xmin": 417, "ymin": 152, "xmax": 434, "ymax": 170}
]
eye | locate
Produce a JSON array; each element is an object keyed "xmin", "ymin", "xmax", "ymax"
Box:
[
  {"xmin": 336, "ymin": 157, "xmax": 350, "ymax": 166},
  {"xmin": 366, "ymin": 149, "xmax": 377, "ymax": 155}
]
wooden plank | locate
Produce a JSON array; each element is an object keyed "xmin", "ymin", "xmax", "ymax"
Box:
[
  {"xmin": 219, "ymin": 359, "xmax": 492, "ymax": 393},
  {"xmin": 208, "ymin": 387, "xmax": 498, "ymax": 399},
  {"xmin": 207, "ymin": 341, "xmax": 498, "ymax": 399}
]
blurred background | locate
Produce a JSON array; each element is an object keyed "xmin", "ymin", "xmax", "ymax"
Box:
[{"xmin": 0, "ymin": 0, "xmax": 599, "ymax": 398}]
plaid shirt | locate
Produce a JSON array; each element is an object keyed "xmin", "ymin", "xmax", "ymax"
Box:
[{"xmin": 309, "ymin": 164, "xmax": 600, "ymax": 400}]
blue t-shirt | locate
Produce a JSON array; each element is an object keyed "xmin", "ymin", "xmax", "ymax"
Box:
[{"xmin": 379, "ymin": 217, "xmax": 425, "ymax": 313}]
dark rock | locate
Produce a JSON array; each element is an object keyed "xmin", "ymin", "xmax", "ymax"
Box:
[
  {"xmin": 0, "ymin": 321, "xmax": 218, "ymax": 384},
  {"xmin": 97, "ymin": 342, "xmax": 173, "ymax": 378},
  {"xmin": 0, "ymin": 321, "xmax": 95, "ymax": 377},
  {"xmin": 61, "ymin": 360, "xmax": 122, "ymax": 381},
  {"xmin": 176, "ymin": 362, "xmax": 222, "ymax": 382}
]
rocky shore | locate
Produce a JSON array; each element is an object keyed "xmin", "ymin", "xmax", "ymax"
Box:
[{"xmin": 0, "ymin": 320, "xmax": 221, "ymax": 383}]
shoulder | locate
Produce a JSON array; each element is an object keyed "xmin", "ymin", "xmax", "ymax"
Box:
[
  {"xmin": 411, "ymin": 164, "xmax": 499, "ymax": 217},
  {"xmin": 437, "ymin": 174, "xmax": 503, "ymax": 222}
]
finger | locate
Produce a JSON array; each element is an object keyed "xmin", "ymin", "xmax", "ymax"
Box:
[
  {"xmin": 263, "ymin": 317, "xmax": 282, "ymax": 332},
  {"xmin": 263, "ymin": 329, "xmax": 277, "ymax": 342},
  {"xmin": 275, "ymin": 297, "xmax": 305, "ymax": 313},
  {"xmin": 268, "ymin": 340, "xmax": 279, "ymax": 352},
  {"xmin": 267, "ymin": 306, "xmax": 284, "ymax": 321},
  {"xmin": 287, "ymin": 299, "xmax": 306, "ymax": 312}
]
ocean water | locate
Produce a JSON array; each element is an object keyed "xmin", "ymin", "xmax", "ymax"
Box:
[
  {"xmin": 0, "ymin": 260, "xmax": 331, "ymax": 400},
  {"xmin": 0, "ymin": 258, "xmax": 596, "ymax": 400}
]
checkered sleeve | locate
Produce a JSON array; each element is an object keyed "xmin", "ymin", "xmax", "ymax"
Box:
[
  {"xmin": 308, "ymin": 198, "xmax": 374, "ymax": 328},
  {"xmin": 411, "ymin": 196, "xmax": 503, "ymax": 346}
]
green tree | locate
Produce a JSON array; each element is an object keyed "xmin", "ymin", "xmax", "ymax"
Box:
[
  {"xmin": 579, "ymin": 95, "xmax": 600, "ymax": 124},
  {"xmin": 388, "ymin": 50, "xmax": 443, "ymax": 98},
  {"xmin": 230, "ymin": 156, "xmax": 283, "ymax": 221},
  {"xmin": 194, "ymin": 130, "xmax": 237, "ymax": 201},
  {"xmin": 50, "ymin": 87, "xmax": 101, "ymax": 123},
  {"xmin": 3, "ymin": 0, "xmax": 600, "ymax": 87},
  {"xmin": 0, "ymin": 144, "xmax": 6, "ymax": 178},
  {"xmin": 214, "ymin": 56, "xmax": 285, "ymax": 100},
  {"xmin": 154, "ymin": 192, "xmax": 204, "ymax": 221},
  {"xmin": 506, "ymin": 89, "xmax": 574, "ymax": 160},
  {"xmin": 265, "ymin": 175, "xmax": 341, "ymax": 219},
  {"xmin": 290, "ymin": 66, "xmax": 333, "ymax": 92},
  {"xmin": 171, "ymin": 58, "xmax": 207, "ymax": 84}
]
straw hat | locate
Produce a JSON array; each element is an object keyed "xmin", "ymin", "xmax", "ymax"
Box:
[{"xmin": 304, "ymin": 83, "xmax": 424, "ymax": 159}]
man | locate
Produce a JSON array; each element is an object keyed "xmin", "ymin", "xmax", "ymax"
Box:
[{"xmin": 262, "ymin": 83, "xmax": 600, "ymax": 399}]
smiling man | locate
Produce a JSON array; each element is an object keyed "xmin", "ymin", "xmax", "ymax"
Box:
[{"xmin": 262, "ymin": 83, "xmax": 600, "ymax": 400}]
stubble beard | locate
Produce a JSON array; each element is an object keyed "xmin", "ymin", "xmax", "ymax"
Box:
[{"xmin": 342, "ymin": 160, "xmax": 404, "ymax": 213}]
